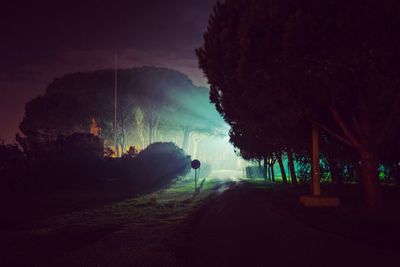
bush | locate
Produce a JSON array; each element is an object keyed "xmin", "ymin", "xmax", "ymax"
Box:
[
  {"xmin": 57, "ymin": 133, "xmax": 104, "ymax": 160},
  {"xmin": 127, "ymin": 142, "xmax": 191, "ymax": 192},
  {"xmin": 20, "ymin": 133, "xmax": 106, "ymax": 190},
  {"xmin": 0, "ymin": 143, "xmax": 25, "ymax": 192},
  {"xmin": 2, "ymin": 139, "xmax": 190, "ymax": 194},
  {"xmin": 0, "ymin": 143, "xmax": 23, "ymax": 171}
]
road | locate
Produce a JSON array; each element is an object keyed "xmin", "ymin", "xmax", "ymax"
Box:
[
  {"xmin": 209, "ymin": 170, "xmax": 243, "ymax": 181},
  {"xmin": 184, "ymin": 182, "xmax": 399, "ymax": 267}
]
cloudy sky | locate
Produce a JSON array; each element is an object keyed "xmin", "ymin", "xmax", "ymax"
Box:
[{"xmin": 0, "ymin": 0, "xmax": 216, "ymax": 143}]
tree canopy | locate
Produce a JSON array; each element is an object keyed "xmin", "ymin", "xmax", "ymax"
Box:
[
  {"xmin": 197, "ymin": 0, "xmax": 400, "ymax": 208},
  {"xmin": 18, "ymin": 67, "xmax": 225, "ymax": 155}
]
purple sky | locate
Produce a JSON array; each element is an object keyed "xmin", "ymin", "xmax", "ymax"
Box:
[{"xmin": 0, "ymin": 0, "xmax": 216, "ymax": 143}]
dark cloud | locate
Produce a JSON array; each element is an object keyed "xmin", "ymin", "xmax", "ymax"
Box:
[{"xmin": 1, "ymin": 0, "xmax": 216, "ymax": 142}]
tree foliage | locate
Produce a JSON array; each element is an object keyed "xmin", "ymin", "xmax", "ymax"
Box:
[
  {"xmin": 18, "ymin": 67, "xmax": 225, "ymax": 155},
  {"xmin": 0, "ymin": 143, "xmax": 23, "ymax": 171},
  {"xmin": 197, "ymin": 0, "xmax": 400, "ymax": 208}
]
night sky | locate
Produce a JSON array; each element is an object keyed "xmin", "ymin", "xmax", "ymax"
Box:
[{"xmin": 0, "ymin": 0, "xmax": 216, "ymax": 143}]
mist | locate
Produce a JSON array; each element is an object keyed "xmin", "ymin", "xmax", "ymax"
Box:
[{"xmin": 17, "ymin": 66, "xmax": 243, "ymax": 172}]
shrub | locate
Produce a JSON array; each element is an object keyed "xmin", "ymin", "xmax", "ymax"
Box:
[
  {"xmin": 0, "ymin": 143, "xmax": 25, "ymax": 192},
  {"xmin": 21, "ymin": 133, "xmax": 106, "ymax": 190},
  {"xmin": 127, "ymin": 142, "xmax": 191, "ymax": 192},
  {"xmin": 54, "ymin": 133, "xmax": 104, "ymax": 160},
  {"xmin": 0, "ymin": 143, "xmax": 23, "ymax": 171}
]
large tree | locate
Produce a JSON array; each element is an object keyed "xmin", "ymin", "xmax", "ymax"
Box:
[
  {"xmin": 18, "ymin": 67, "xmax": 225, "ymax": 156},
  {"xmin": 197, "ymin": 0, "xmax": 400, "ymax": 209},
  {"xmin": 197, "ymin": 0, "xmax": 309, "ymax": 182}
]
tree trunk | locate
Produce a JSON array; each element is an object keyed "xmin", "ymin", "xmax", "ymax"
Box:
[
  {"xmin": 147, "ymin": 123, "xmax": 152, "ymax": 146},
  {"xmin": 267, "ymin": 164, "xmax": 271, "ymax": 180},
  {"xmin": 258, "ymin": 160, "xmax": 264, "ymax": 178},
  {"xmin": 328, "ymin": 157, "xmax": 341, "ymax": 185},
  {"xmin": 139, "ymin": 126, "xmax": 145, "ymax": 149},
  {"xmin": 327, "ymin": 105, "xmax": 382, "ymax": 210},
  {"xmin": 328, "ymin": 157, "xmax": 343, "ymax": 194},
  {"xmin": 271, "ymin": 162, "xmax": 275, "ymax": 182},
  {"xmin": 263, "ymin": 159, "xmax": 268, "ymax": 179},
  {"xmin": 288, "ymin": 152, "xmax": 297, "ymax": 185},
  {"xmin": 360, "ymin": 150, "xmax": 381, "ymax": 210},
  {"xmin": 393, "ymin": 164, "xmax": 400, "ymax": 185},
  {"xmin": 277, "ymin": 153, "xmax": 287, "ymax": 184},
  {"xmin": 120, "ymin": 120, "xmax": 126, "ymax": 154},
  {"xmin": 191, "ymin": 133, "xmax": 201, "ymax": 159},
  {"xmin": 182, "ymin": 128, "xmax": 190, "ymax": 153}
]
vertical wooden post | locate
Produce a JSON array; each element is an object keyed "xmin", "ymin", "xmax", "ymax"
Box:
[
  {"xmin": 312, "ymin": 124, "xmax": 321, "ymax": 196},
  {"xmin": 300, "ymin": 125, "xmax": 339, "ymax": 207},
  {"xmin": 194, "ymin": 169, "xmax": 197, "ymax": 193}
]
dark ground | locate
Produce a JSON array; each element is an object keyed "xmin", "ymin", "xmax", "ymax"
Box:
[
  {"xmin": 1, "ymin": 177, "xmax": 400, "ymax": 266},
  {"xmin": 183, "ymin": 182, "xmax": 400, "ymax": 266}
]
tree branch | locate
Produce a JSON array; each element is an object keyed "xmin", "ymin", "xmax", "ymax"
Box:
[
  {"xmin": 329, "ymin": 106, "xmax": 361, "ymax": 148},
  {"xmin": 310, "ymin": 119, "xmax": 355, "ymax": 147}
]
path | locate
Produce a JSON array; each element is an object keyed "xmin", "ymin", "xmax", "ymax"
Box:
[{"xmin": 185, "ymin": 182, "xmax": 398, "ymax": 267}]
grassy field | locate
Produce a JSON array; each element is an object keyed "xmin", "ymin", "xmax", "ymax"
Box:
[{"xmin": 0, "ymin": 176, "xmax": 234, "ymax": 266}]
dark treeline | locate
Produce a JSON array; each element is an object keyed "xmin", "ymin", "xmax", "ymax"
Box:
[
  {"xmin": 0, "ymin": 137, "xmax": 190, "ymax": 195},
  {"xmin": 197, "ymin": 0, "xmax": 400, "ymax": 209}
]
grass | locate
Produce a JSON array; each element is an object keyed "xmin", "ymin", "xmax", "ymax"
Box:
[
  {"xmin": 0, "ymin": 176, "xmax": 232, "ymax": 266},
  {"xmin": 3, "ymin": 175, "xmax": 400, "ymax": 266}
]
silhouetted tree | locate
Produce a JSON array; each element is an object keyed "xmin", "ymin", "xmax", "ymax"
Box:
[
  {"xmin": 198, "ymin": 0, "xmax": 400, "ymax": 209},
  {"xmin": 18, "ymin": 67, "xmax": 224, "ymax": 156}
]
